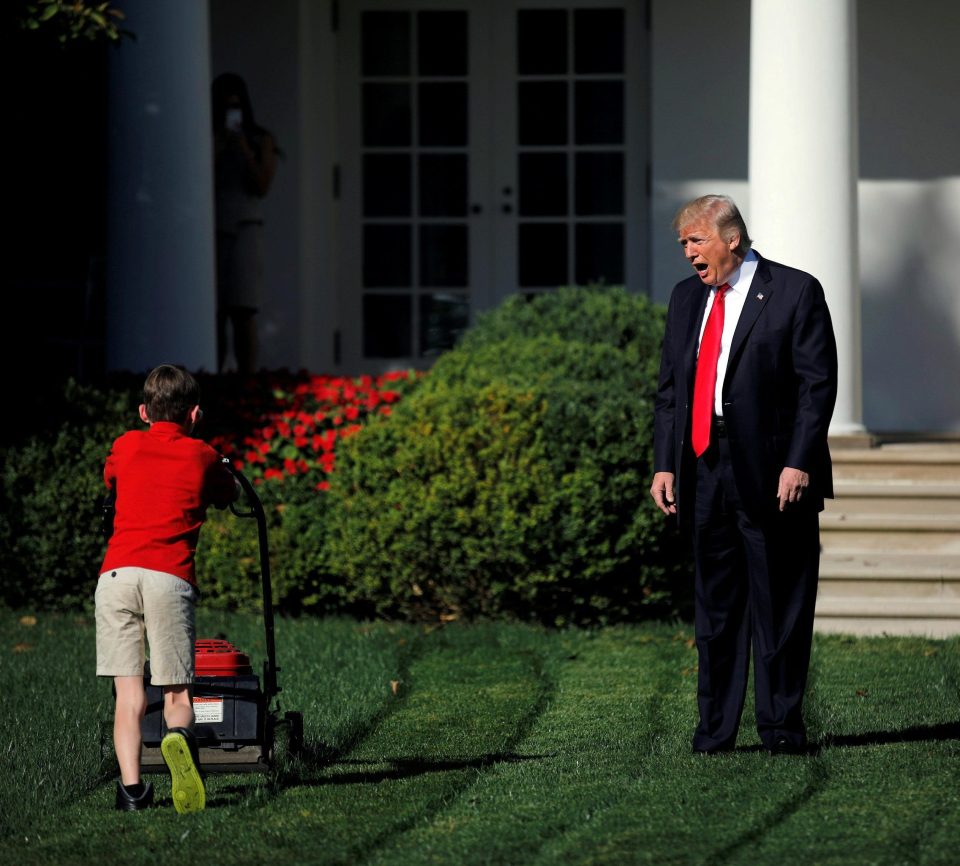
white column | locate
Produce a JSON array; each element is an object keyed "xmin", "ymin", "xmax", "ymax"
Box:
[
  {"xmin": 106, "ymin": 0, "xmax": 216, "ymax": 373},
  {"xmin": 749, "ymin": 0, "xmax": 864, "ymax": 435}
]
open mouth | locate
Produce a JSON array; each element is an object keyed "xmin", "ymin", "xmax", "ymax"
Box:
[{"xmin": 694, "ymin": 263, "xmax": 708, "ymax": 273}]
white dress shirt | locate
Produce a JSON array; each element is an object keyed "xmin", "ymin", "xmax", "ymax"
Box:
[{"xmin": 696, "ymin": 249, "xmax": 759, "ymax": 416}]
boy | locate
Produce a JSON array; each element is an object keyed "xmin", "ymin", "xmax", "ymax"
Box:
[{"xmin": 96, "ymin": 364, "xmax": 239, "ymax": 812}]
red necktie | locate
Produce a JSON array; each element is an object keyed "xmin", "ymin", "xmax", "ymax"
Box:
[{"xmin": 692, "ymin": 283, "xmax": 730, "ymax": 457}]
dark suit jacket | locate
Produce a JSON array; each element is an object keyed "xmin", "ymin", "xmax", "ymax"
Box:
[{"xmin": 653, "ymin": 252, "xmax": 838, "ymax": 528}]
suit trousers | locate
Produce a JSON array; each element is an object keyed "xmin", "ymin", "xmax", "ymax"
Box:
[{"xmin": 691, "ymin": 432, "xmax": 821, "ymax": 752}]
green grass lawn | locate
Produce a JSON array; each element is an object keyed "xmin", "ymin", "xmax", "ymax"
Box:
[{"xmin": 1, "ymin": 610, "xmax": 957, "ymax": 865}]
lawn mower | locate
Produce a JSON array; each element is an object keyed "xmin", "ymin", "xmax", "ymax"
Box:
[{"xmin": 106, "ymin": 458, "xmax": 304, "ymax": 772}]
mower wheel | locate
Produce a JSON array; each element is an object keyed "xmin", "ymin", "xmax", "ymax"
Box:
[
  {"xmin": 284, "ymin": 711, "xmax": 304, "ymax": 756},
  {"xmin": 268, "ymin": 711, "xmax": 304, "ymax": 768}
]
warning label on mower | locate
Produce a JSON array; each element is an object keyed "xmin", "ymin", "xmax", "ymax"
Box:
[{"xmin": 193, "ymin": 696, "xmax": 224, "ymax": 723}]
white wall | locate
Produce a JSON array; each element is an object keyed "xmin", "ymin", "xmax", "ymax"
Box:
[{"xmin": 857, "ymin": 0, "xmax": 960, "ymax": 432}]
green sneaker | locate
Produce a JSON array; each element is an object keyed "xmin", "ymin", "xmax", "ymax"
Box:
[{"xmin": 160, "ymin": 727, "xmax": 205, "ymax": 814}]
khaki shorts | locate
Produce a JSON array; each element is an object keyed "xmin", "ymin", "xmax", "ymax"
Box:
[{"xmin": 95, "ymin": 567, "xmax": 198, "ymax": 685}]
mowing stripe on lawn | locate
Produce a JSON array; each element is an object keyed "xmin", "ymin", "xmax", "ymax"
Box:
[
  {"xmin": 729, "ymin": 634, "xmax": 960, "ymax": 866},
  {"xmin": 3, "ymin": 612, "xmax": 958, "ymax": 866},
  {"xmin": 6, "ymin": 621, "xmax": 549, "ymax": 866},
  {"xmin": 364, "ymin": 623, "xmax": 697, "ymax": 865},
  {"xmin": 261, "ymin": 622, "xmax": 554, "ymax": 865}
]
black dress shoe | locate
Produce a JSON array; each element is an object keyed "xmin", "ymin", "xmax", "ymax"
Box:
[
  {"xmin": 115, "ymin": 780, "xmax": 154, "ymax": 811},
  {"xmin": 767, "ymin": 736, "xmax": 804, "ymax": 756}
]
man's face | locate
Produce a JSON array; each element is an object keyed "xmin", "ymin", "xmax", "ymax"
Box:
[{"xmin": 677, "ymin": 219, "xmax": 742, "ymax": 287}]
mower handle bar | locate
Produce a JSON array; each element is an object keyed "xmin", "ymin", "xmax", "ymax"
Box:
[{"xmin": 221, "ymin": 457, "xmax": 280, "ymax": 703}]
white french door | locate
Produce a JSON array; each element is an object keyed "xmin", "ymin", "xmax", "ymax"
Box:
[{"xmin": 337, "ymin": 0, "xmax": 646, "ymax": 370}]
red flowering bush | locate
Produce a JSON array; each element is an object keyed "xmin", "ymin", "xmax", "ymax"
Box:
[
  {"xmin": 204, "ymin": 371, "xmax": 419, "ymax": 495},
  {"xmin": 192, "ymin": 369, "xmax": 422, "ymax": 611},
  {"xmin": 0, "ymin": 370, "xmax": 424, "ymax": 612}
]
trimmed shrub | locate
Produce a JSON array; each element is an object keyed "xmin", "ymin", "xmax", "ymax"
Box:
[
  {"xmin": 325, "ymin": 381, "xmax": 555, "ymax": 618},
  {"xmin": 0, "ymin": 381, "xmax": 135, "ymax": 610},
  {"xmin": 0, "ymin": 371, "xmax": 418, "ymax": 613},
  {"xmin": 196, "ymin": 370, "xmax": 419, "ymax": 613},
  {"xmin": 3, "ymin": 288, "xmax": 687, "ymax": 622},
  {"xmin": 325, "ymin": 287, "xmax": 689, "ymax": 623},
  {"xmin": 459, "ymin": 283, "xmax": 666, "ymax": 362}
]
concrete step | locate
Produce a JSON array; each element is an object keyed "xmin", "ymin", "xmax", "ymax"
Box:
[
  {"xmin": 820, "ymin": 530, "xmax": 960, "ymax": 552},
  {"xmin": 825, "ymin": 493, "xmax": 960, "ymax": 515},
  {"xmin": 815, "ymin": 595, "xmax": 960, "ymax": 621},
  {"xmin": 813, "ymin": 616, "xmax": 960, "ymax": 638},
  {"xmin": 831, "ymin": 444, "xmax": 960, "ymax": 482},
  {"xmin": 819, "ymin": 552, "xmax": 960, "ymax": 600},
  {"xmin": 814, "ymin": 442, "xmax": 960, "ymax": 636},
  {"xmin": 820, "ymin": 579, "xmax": 958, "ymax": 599},
  {"xmin": 820, "ymin": 550, "xmax": 960, "ymax": 579},
  {"xmin": 819, "ymin": 512, "xmax": 960, "ymax": 532},
  {"xmin": 832, "ymin": 444, "xmax": 960, "ymax": 463},
  {"xmin": 832, "ymin": 479, "xmax": 960, "ymax": 497}
]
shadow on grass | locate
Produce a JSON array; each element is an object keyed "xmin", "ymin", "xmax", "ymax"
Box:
[
  {"xmin": 821, "ymin": 720, "xmax": 960, "ymax": 749},
  {"xmin": 727, "ymin": 720, "xmax": 960, "ymax": 757},
  {"xmin": 319, "ymin": 752, "xmax": 553, "ymax": 785},
  {"xmin": 704, "ymin": 769, "xmax": 828, "ymax": 866},
  {"xmin": 704, "ymin": 721, "xmax": 960, "ymax": 863}
]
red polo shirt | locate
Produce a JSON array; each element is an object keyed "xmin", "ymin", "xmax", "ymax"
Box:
[{"xmin": 100, "ymin": 422, "xmax": 237, "ymax": 585}]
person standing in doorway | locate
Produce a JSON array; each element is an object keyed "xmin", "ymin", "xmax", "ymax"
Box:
[
  {"xmin": 212, "ymin": 72, "xmax": 278, "ymax": 374},
  {"xmin": 650, "ymin": 194, "xmax": 838, "ymax": 755}
]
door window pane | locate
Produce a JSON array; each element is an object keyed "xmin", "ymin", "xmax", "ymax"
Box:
[
  {"xmin": 575, "ymin": 81, "xmax": 624, "ymax": 145},
  {"xmin": 419, "ymin": 83, "xmax": 468, "ymax": 146},
  {"xmin": 517, "ymin": 9, "xmax": 567, "ymax": 75},
  {"xmin": 419, "ymin": 155, "xmax": 467, "ymax": 217},
  {"xmin": 362, "ymin": 11, "xmax": 410, "ymax": 76},
  {"xmin": 364, "ymin": 154, "xmax": 412, "ymax": 217},
  {"xmin": 363, "ymin": 83, "xmax": 411, "ymax": 147},
  {"xmin": 575, "ymin": 153, "xmax": 623, "ymax": 216},
  {"xmin": 420, "ymin": 293, "xmax": 469, "ymax": 356},
  {"xmin": 418, "ymin": 11, "xmax": 468, "ymax": 76},
  {"xmin": 420, "ymin": 225, "xmax": 468, "ymax": 287},
  {"xmin": 364, "ymin": 225, "xmax": 411, "ymax": 287},
  {"xmin": 575, "ymin": 223, "xmax": 624, "ymax": 285},
  {"xmin": 519, "ymin": 153, "xmax": 567, "ymax": 216},
  {"xmin": 519, "ymin": 224, "xmax": 567, "ymax": 287},
  {"xmin": 364, "ymin": 294, "xmax": 412, "ymax": 358},
  {"xmin": 574, "ymin": 9, "xmax": 624, "ymax": 74},
  {"xmin": 518, "ymin": 82, "xmax": 568, "ymax": 146}
]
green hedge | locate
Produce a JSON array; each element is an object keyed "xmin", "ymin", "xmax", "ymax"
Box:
[
  {"xmin": 2, "ymin": 287, "xmax": 689, "ymax": 622},
  {"xmin": 0, "ymin": 376, "xmax": 344, "ymax": 614},
  {"xmin": 0, "ymin": 381, "xmax": 135, "ymax": 609},
  {"xmin": 325, "ymin": 287, "xmax": 689, "ymax": 623}
]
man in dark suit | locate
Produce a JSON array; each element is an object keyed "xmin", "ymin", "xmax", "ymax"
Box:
[{"xmin": 650, "ymin": 194, "xmax": 838, "ymax": 755}]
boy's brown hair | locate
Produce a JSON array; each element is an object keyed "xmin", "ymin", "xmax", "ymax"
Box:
[{"xmin": 143, "ymin": 364, "xmax": 201, "ymax": 423}]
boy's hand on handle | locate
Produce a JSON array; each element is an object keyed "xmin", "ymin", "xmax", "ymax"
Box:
[{"xmin": 650, "ymin": 472, "xmax": 677, "ymax": 516}]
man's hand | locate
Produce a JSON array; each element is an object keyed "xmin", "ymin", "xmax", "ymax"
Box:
[
  {"xmin": 777, "ymin": 467, "xmax": 810, "ymax": 511},
  {"xmin": 650, "ymin": 472, "xmax": 677, "ymax": 516}
]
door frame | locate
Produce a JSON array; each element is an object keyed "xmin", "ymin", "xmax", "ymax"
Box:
[{"xmin": 335, "ymin": 0, "xmax": 649, "ymax": 372}]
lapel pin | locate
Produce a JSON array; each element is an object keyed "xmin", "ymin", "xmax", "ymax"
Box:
[{"xmin": 756, "ymin": 292, "xmax": 764, "ymax": 301}]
